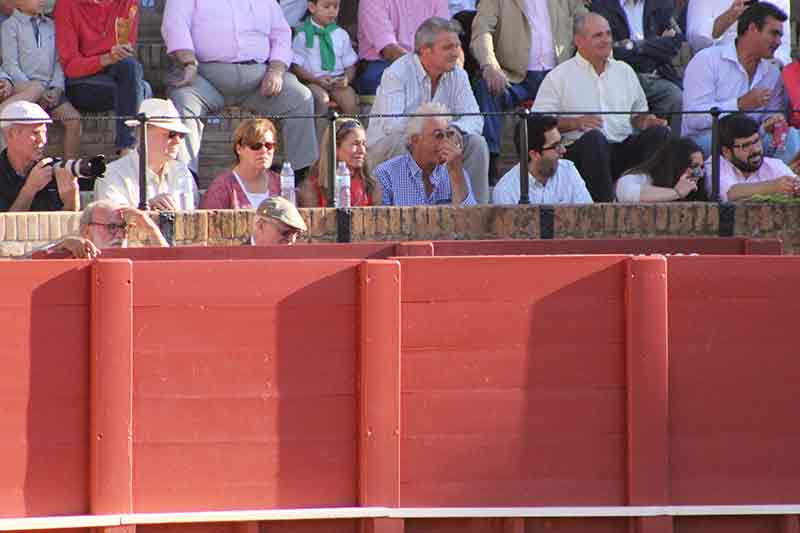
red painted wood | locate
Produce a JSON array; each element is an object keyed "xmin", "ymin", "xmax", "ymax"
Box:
[
  {"xmin": 91, "ymin": 260, "xmax": 134, "ymax": 514},
  {"xmin": 100, "ymin": 243, "xmax": 397, "ymax": 260},
  {"xmin": 359, "ymin": 261, "xmax": 402, "ymax": 507},
  {"xmin": 744, "ymin": 238, "xmax": 784, "ymax": 255},
  {"xmin": 0, "ymin": 261, "xmax": 90, "ymax": 516},
  {"xmin": 625, "ymin": 257, "xmax": 669, "ymax": 505},
  {"xmin": 673, "ymin": 516, "xmax": 782, "ymax": 533},
  {"xmin": 781, "ymin": 516, "xmax": 800, "ymax": 533},
  {"xmin": 394, "ymin": 242, "xmax": 434, "ymax": 257},
  {"xmin": 634, "ymin": 516, "xmax": 673, "ymax": 533},
  {"xmin": 362, "ymin": 519, "xmax": 406, "ymax": 533}
]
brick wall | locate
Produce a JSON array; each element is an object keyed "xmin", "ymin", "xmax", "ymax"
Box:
[{"xmin": 1, "ymin": 204, "xmax": 798, "ymax": 257}]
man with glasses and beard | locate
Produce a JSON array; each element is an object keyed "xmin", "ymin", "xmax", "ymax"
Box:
[
  {"xmin": 492, "ymin": 115, "xmax": 592, "ymax": 204},
  {"xmin": 713, "ymin": 113, "xmax": 800, "ymax": 201}
]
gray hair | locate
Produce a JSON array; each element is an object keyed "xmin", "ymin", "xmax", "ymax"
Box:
[
  {"xmin": 406, "ymin": 102, "xmax": 451, "ymax": 142},
  {"xmin": 573, "ymin": 12, "xmax": 607, "ymax": 39},
  {"xmin": 80, "ymin": 200, "xmax": 116, "ymax": 231},
  {"xmin": 414, "ymin": 16, "xmax": 462, "ymax": 53}
]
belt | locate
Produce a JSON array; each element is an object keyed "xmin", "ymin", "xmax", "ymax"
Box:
[{"xmin": 233, "ymin": 60, "xmax": 261, "ymax": 65}]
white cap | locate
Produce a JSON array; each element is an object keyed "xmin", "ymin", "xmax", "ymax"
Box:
[
  {"xmin": 124, "ymin": 98, "xmax": 190, "ymax": 134},
  {"xmin": 0, "ymin": 101, "xmax": 52, "ymax": 128}
]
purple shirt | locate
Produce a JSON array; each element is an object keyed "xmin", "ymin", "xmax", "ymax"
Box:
[
  {"xmin": 162, "ymin": 0, "xmax": 292, "ymax": 66},
  {"xmin": 708, "ymin": 155, "xmax": 794, "ymax": 201},
  {"xmin": 357, "ymin": 0, "xmax": 449, "ymax": 61}
]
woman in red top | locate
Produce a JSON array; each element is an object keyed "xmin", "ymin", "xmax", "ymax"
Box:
[
  {"xmin": 298, "ymin": 118, "xmax": 382, "ymax": 207},
  {"xmin": 200, "ymin": 119, "xmax": 281, "ymax": 209}
]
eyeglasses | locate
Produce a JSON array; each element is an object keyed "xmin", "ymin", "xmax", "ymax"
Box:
[
  {"xmin": 88, "ymin": 221, "xmax": 129, "ymax": 234},
  {"xmin": 731, "ymin": 136, "xmax": 762, "ymax": 151},
  {"xmin": 259, "ymin": 217, "xmax": 302, "ymax": 239},
  {"xmin": 167, "ymin": 130, "xmax": 185, "ymax": 140},
  {"xmin": 245, "ymin": 141, "xmax": 277, "ymax": 151},
  {"xmin": 541, "ymin": 141, "xmax": 565, "ymax": 152}
]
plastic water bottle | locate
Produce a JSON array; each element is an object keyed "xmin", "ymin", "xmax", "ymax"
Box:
[
  {"xmin": 280, "ymin": 161, "xmax": 295, "ymax": 204},
  {"xmin": 334, "ymin": 161, "xmax": 351, "ymax": 208}
]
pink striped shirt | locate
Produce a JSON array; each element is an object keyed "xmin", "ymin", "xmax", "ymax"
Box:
[{"xmin": 357, "ymin": 0, "xmax": 449, "ymax": 61}]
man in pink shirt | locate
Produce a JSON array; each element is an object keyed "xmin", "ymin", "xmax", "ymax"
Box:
[
  {"xmin": 711, "ymin": 113, "xmax": 800, "ymax": 201},
  {"xmin": 161, "ymin": 0, "xmax": 317, "ymax": 177},
  {"xmin": 354, "ymin": 0, "xmax": 449, "ymax": 95}
]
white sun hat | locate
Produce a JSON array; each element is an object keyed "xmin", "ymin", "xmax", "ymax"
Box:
[{"xmin": 124, "ymin": 98, "xmax": 190, "ymax": 134}]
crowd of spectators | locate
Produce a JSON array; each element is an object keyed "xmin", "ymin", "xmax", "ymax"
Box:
[{"xmin": 1, "ymin": 0, "xmax": 800, "ymax": 242}]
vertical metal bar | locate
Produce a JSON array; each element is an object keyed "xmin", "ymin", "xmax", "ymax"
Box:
[
  {"xmin": 328, "ymin": 110, "xmax": 339, "ymax": 207},
  {"xmin": 137, "ymin": 112, "xmax": 149, "ymax": 210},
  {"xmin": 518, "ymin": 109, "xmax": 530, "ymax": 205},
  {"xmin": 710, "ymin": 107, "xmax": 721, "ymax": 202}
]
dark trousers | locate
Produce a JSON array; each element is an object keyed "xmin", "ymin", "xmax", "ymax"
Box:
[
  {"xmin": 65, "ymin": 57, "xmax": 151, "ymax": 150},
  {"xmin": 474, "ymin": 69, "xmax": 549, "ymax": 155},
  {"xmin": 565, "ymin": 126, "xmax": 670, "ymax": 202},
  {"xmin": 353, "ymin": 59, "xmax": 390, "ymax": 96}
]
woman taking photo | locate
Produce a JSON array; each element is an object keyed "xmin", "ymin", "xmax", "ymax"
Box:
[
  {"xmin": 200, "ymin": 119, "xmax": 281, "ymax": 209},
  {"xmin": 298, "ymin": 118, "xmax": 382, "ymax": 207},
  {"xmin": 616, "ymin": 138, "xmax": 708, "ymax": 202}
]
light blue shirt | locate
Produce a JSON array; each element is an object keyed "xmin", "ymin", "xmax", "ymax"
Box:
[
  {"xmin": 492, "ymin": 160, "xmax": 593, "ymax": 205},
  {"xmin": 375, "ymin": 153, "xmax": 476, "ymax": 206},
  {"xmin": 681, "ymin": 42, "xmax": 785, "ymax": 138}
]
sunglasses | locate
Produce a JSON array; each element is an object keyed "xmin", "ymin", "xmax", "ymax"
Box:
[
  {"xmin": 89, "ymin": 221, "xmax": 129, "ymax": 234},
  {"xmin": 336, "ymin": 119, "xmax": 363, "ymax": 138},
  {"xmin": 167, "ymin": 130, "xmax": 185, "ymax": 140},
  {"xmin": 244, "ymin": 141, "xmax": 277, "ymax": 151}
]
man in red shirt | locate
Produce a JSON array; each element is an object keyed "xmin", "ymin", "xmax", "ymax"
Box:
[{"xmin": 54, "ymin": 0, "xmax": 150, "ymax": 154}]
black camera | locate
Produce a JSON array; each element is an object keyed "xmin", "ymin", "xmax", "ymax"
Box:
[{"xmin": 45, "ymin": 155, "xmax": 106, "ymax": 180}]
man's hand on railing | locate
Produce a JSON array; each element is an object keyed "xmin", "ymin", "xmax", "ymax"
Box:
[{"xmin": 147, "ymin": 193, "xmax": 178, "ymax": 211}]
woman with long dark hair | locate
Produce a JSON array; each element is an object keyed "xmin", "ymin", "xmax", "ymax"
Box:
[{"xmin": 616, "ymin": 137, "xmax": 708, "ymax": 202}]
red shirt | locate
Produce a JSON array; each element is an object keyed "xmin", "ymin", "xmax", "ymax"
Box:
[
  {"xmin": 310, "ymin": 172, "xmax": 373, "ymax": 207},
  {"xmin": 55, "ymin": 0, "xmax": 140, "ymax": 78}
]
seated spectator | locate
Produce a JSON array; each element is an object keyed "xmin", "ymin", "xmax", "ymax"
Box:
[
  {"xmin": 251, "ymin": 196, "xmax": 307, "ymax": 246},
  {"xmin": 492, "ymin": 115, "xmax": 592, "ymax": 205},
  {"xmin": 95, "ymin": 98, "xmax": 197, "ymax": 210},
  {"xmin": 471, "ymin": 0, "xmax": 587, "ymax": 182},
  {"xmin": 616, "ymin": 137, "xmax": 707, "ymax": 202},
  {"xmin": 683, "ymin": 2, "xmax": 797, "ymax": 164},
  {"xmin": 2, "ymin": 0, "xmax": 82, "ymax": 159},
  {"xmin": 279, "ymin": 0, "xmax": 309, "ymax": 28},
  {"xmin": 589, "ymin": 0, "xmax": 683, "ymax": 133},
  {"xmin": 0, "ymin": 0, "xmax": 13, "ymax": 24},
  {"xmin": 688, "ymin": 0, "xmax": 791, "ymax": 65},
  {"xmin": 712, "ymin": 113, "xmax": 800, "ymax": 201},
  {"xmin": 0, "ymin": 101, "xmax": 77, "ymax": 211},
  {"xmin": 36, "ymin": 200, "xmax": 168, "ymax": 258},
  {"xmin": 162, "ymin": 0, "xmax": 317, "ymax": 178},
  {"xmin": 532, "ymin": 13, "xmax": 670, "ymax": 202},
  {"xmin": 367, "ymin": 17, "xmax": 489, "ymax": 202},
  {"xmin": 291, "ymin": 0, "xmax": 359, "ymax": 122},
  {"xmin": 374, "ymin": 102, "xmax": 476, "ymax": 206},
  {"xmin": 299, "ymin": 118, "xmax": 382, "ymax": 206},
  {"xmin": 354, "ymin": 0, "xmax": 448, "ymax": 96},
  {"xmin": 783, "ymin": 57, "xmax": 800, "ymax": 129},
  {"xmin": 54, "ymin": 0, "xmax": 150, "ymax": 155},
  {"xmin": 200, "ymin": 118, "xmax": 281, "ymax": 210}
]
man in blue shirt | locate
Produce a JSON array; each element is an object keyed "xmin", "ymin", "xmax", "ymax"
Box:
[{"xmin": 374, "ymin": 102, "xmax": 476, "ymax": 206}]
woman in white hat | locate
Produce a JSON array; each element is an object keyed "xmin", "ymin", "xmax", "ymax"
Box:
[{"xmin": 94, "ymin": 98, "xmax": 198, "ymax": 210}]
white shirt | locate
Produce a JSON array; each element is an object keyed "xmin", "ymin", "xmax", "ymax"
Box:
[
  {"xmin": 449, "ymin": 0, "xmax": 476, "ymax": 16},
  {"xmin": 681, "ymin": 42, "xmax": 784, "ymax": 138},
  {"xmin": 687, "ymin": 0, "xmax": 791, "ymax": 66},
  {"xmin": 367, "ymin": 53, "xmax": 483, "ymax": 147},
  {"xmin": 524, "ymin": 0, "xmax": 556, "ymax": 71},
  {"xmin": 291, "ymin": 20, "xmax": 358, "ymax": 78},
  {"xmin": 615, "ymin": 173, "xmax": 651, "ymax": 202},
  {"xmin": 619, "ymin": 0, "xmax": 645, "ymax": 41},
  {"xmin": 280, "ymin": 0, "xmax": 308, "ymax": 28},
  {"xmin": 232, "ymin": 170, "xmax": 269, "ymax": 208},
  {"xmin": 533, "ymin": 52, "xmax": 648, "ymax": 144},
  {"xmin": 95, "ymin": 151, "xmax": 199, "ymax": 209},
  {"xmin": 492, "ymin": 160, "xmax": 593, "ymax": 204},
  {"xmin": 707, "ymin": 155, "xmax": 793, "ymax": 201}
]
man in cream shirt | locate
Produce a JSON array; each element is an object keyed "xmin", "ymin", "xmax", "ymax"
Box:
[
  {"xmin": 95, "ymin": 98, "xmax": 198, "ymax": 210},
  {"xmin": 492, "ymin": 115, "xmax": 592, "ymax": 204},
  {"xmin": 532, "ymin": 12, "xmax": 669, "ymax": 202}
]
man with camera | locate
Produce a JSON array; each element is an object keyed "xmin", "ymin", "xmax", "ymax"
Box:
[{"xmin": 0, "ymin": 101, "xmax": 78, "ymax": 212}]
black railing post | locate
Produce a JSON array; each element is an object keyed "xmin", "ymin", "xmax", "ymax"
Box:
[
  {"xmin": 327, "ymin": 110, "xmax": 339, "ymax": 207},
  {"xmin": 137, "ymin": 112, "xmax": 149, "ymax": 210},
  {"xmin": 518, "ymin": 108, "xmax": 530, "ymax": 205},
  {"xmin": 710, "ymin": 107, "xmax": 721, "ymax": 202}
]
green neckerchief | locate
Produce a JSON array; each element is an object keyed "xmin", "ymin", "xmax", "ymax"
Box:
[{"xmin": 302, "ymin": 18, "xmax": 338, "ymax": 73}]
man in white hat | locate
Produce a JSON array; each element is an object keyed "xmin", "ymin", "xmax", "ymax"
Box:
[
  {"xmin": 0, "ymin": 101, "xmax": 78, "ymax": 212},
  {"xmin": 95, "ymin": 98, "xmax": 198, "ymax": 210}
]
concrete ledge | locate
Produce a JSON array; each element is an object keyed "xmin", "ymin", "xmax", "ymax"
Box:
[{"xmin": 1, "ymin": 203, "xmax": 797, "ymax": 257}]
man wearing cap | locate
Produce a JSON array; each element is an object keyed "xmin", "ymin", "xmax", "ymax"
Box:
[
  {"xmin": 0, "ymin": 101, "xmax": 77, "ymax": 212},
  {"xmin": 95, "ymin": 98, "xmax": 198, "ymax": 210},
  {"xmin": 251, "ymin": 196, "xmax": 307, "ymax": 246}
]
